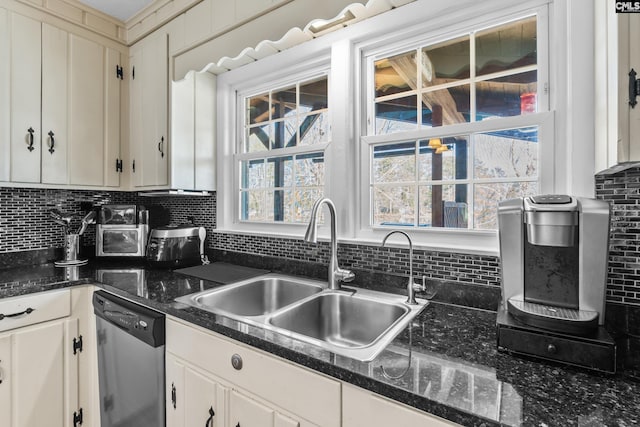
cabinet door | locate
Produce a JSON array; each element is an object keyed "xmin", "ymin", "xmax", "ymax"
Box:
[
  {"xmin": 12, "ymin": 320, "xmax": 67, "ymax": 427},
  {"xmin": 167, "ymin": 354, "xmax": 223, "ymax": 427},
  {"xmin": 0, "ymin": 7, "xmax": 9, "ymax": 182},
  {"xmin": 69, "ymin": 34, "xmax": 105, "ymax": 186},
  {"xmin": 229, "ymin": 390, "xmax": 274, "ymax": 427},
  {"xmin": 0, "ymin": 335, "xmax": 10, "ymax": 427},
  {"xmin": 184, "ymin": 367, "xmax": 220, "ymax": 427},
  {"xmin": 131, "ymin": 32, "xmax": 168, "ymax": 187},
  {"xmin": 104, "ymin": 47, "xmax": 122, "ymax": 187},
  {"xmin": 10, "ymin": 12, "xmax": 41, "ymax": 183},
  {"xmin": 41, "ymin": 23, "xmax": 68, "ymax": 184},
  {"xmin": 166, "ymin": 354, "xmax": 185, "ymax": 427}
]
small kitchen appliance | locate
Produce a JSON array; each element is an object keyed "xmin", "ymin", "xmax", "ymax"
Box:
[
  {"xmin": 496, "ymin": 195, "xmax": 616, "ymax": 373},
  {"xmin": 146, "ymin": 224, "xmax": 208, "ymax": 268},
  {"xmin": 96, "ymin": 205, "xmax": 149, "ymax": 258}
]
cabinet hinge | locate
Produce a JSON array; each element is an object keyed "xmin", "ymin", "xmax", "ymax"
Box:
[
  {"xmin": 73, "ymin": 408, "xmax": 83, "ymax": 427},
  {"xmin": 116, "ymin": 65, "xmax": 124, "ymax": 80},
  {"xmin": 116, "ymin": 158, "xmax": 123, "ymax": 173},
  {"xmin": 630, "ymin": 68, "xmax": 640, "ymax": 108},
  {"xmin": 73, "ymin": 335, "xmax": 83, "ymax": 355}
]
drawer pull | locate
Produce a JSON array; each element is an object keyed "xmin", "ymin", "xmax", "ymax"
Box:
[
  {"xmin": 0, "ymin": 307, "xmax": 35, "ymax": 321},
  {"xmin": 547, "ymin": 343, "xmax": 557, "ymax": 354},
  {"xmin": 231, "ymin": 353, "xmax": 243, "ymax": 370},
  {"xmin": 205, "ymin": 406, "xmax": 215, "ymax": 427}
]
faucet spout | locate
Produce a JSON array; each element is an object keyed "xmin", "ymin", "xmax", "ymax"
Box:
[
  {"xmin": 304, "ymin": 198, "xmax": 354, "ymax": 290},
  {"xmin": 381, "ymin": 230, "xmax": 424, "ymax": 305}
]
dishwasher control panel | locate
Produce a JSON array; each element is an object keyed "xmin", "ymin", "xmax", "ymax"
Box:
[{"xmin": 93, "ymin": 290, "xmax": 165, "ymax": 348}]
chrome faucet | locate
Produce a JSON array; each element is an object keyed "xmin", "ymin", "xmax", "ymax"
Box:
[
  {"xmin": 304, "ymin": 198, "xmax": 355, "ymax": 290},
  {"xmin": 381, "ymin": 230, "xmax": 425, "ymax": 305}
]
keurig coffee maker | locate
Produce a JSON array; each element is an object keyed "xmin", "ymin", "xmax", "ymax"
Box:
[{"xmin": 496, "ymin": 195, "xmax": 616, "ymax": 373}]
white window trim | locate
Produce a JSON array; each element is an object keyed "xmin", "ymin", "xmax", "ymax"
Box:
[{"xmin": 215, "ymin": 0, "xmax": 595, "ymax": 256}]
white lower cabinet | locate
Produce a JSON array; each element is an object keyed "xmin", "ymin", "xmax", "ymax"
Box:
[
  {"xmin": 166, "ymin": 317, "xmax": 339, "ymax": 427},
  {"xmin": 342, "ymin": 384, "xmax": 459, "ymax": 427},
  {"xmin": 0, "ymin": 287, "xmax": 97, "ymax": 427}
]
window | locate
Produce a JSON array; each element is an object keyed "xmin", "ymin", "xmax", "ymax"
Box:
[
  {"xmin": 238, "ymin": 75, "xmax": 329, "ymax": 224},
  {"xmin": 364, "ymin": 15, "xmax": 545, "ymax": 231}
]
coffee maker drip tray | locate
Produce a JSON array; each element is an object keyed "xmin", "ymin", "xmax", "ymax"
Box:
[{"xmin": 507, "ymin": 298, "xmax": 599, "ymax": 336}]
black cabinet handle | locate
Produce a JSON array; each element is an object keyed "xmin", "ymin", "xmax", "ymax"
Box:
[
  {"xmin": 171, "ymin": 383, "xmax": 176, "ymax": 409},
  {"xmin": 158, "ymin": 136, "xmax": 164, "ymax": 158},
  {"xmin": 48, "ymin": 131, "xmax": 55, "ymax": 154},
  {"xmin": 27, "ymin": 127, "xmax": 34, "ymax": 152},
  {"xmin": 0, "ymin": 307, "xmax": 35, "ymax": 321},
  {"xmin": 205, "ymin": 406, "xmax": 215, "ymax": 427},
  {"xmin": 132, "ymin": 159, "xmax": 136, "ymax": 173}
]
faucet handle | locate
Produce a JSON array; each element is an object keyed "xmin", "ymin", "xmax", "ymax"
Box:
[{"xmin": 337, "ymin": 268, "xmax": 355, "ymax": 283}]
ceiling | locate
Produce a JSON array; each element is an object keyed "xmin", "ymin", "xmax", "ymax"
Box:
[{"xmin": 77, "ymin": 0, "xmax": 154, "ymax": 22}]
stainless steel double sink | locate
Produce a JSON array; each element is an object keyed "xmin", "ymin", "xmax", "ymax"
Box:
[{"xmin": 174, "ymin": 273, "xmax": 427, "ymax": 361}]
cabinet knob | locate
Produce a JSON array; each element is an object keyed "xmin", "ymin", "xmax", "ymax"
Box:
[
  {"xmin": 231, "ymin": 353, "xmax": 243, "ymax": 370},
  {"xmin": 547, "ymin": 343, "xmax": 557, "ymax": 354}
]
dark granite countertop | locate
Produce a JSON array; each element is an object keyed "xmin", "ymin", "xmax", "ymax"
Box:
[{"xmin": 1, "ymin": 260, "xmax": 639, "ymax": 426}]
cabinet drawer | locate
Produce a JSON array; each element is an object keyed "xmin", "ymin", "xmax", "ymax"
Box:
[
  {"xmin": 167, "ymin": 317, "xmax": 340, "ymax": 427},
  {"xmin": 0, "ymin": 289, "xmax": 70, "ymax": 332}
]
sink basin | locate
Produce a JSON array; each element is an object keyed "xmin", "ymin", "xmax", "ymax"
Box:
[
  {"xmin": 174, "ymin": 274, "xmax": 324, "ymax": 317},
  {"xmin": 175, "ymin": 273, "xmax": 427, "ymax": 361},
  {"xmin": 268, "ymin": 293, "xmax": 407, "ymax": 348}
]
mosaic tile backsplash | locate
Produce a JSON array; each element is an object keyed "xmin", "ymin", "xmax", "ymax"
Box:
[
  {"xmin": 0, "ymin": 187, "xmax": 215, "ymax": 254},
  {"xmin": 596, "ymin": 167, "xmax": 640, "ymax": 306}
]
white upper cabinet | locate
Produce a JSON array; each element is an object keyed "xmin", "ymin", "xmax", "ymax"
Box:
[
  {"xmin": 9, "ymin": 12, "xmax": 41, "ymax": 183},
  {"xmin": 41, "ymin": 23, "xmax": 69, "ymax": 185},
  {"xmin": 129, "ymin": 31, "xmax": 169, "ymax": 188},
  {"xmin": 595, "ymin": 5, "xmax": 640, "ymax": 173},
  {"xmin": 171, "ymin": 69, "xmax": 216, "ymax": 191},
  {"xmin": 0, "ymin": 7, "xmax": 124, "ymax": 188}
]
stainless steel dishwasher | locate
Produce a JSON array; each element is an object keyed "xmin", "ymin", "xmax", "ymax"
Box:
[{"xmin": 93, "ymin": 290, "xmax": 165, "ymax": 427}]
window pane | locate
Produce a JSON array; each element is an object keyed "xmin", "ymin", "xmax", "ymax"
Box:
[
  {"xmin": 373, "ymin": 185, "xmax": 415, "ymax": 226},
  {"xmin": 373, "ymin": 142, "xmax": 416, "ymax": 183},
  {"xmin": 272, "ymin": 118, "xmax": 297, "ymax": 149},
  {"xmin": 476, "ymin": 71, "xmax": 537, "ymax": 120},
  {"xmin": 473, "ymin": 181, "xmax": 537, "ymax": 229},
  {"xmin": 299, "ymin": 112, "xmax": 329, "ymax": 145},
  {"xmin": 245, "ymin": 125, "xmax": 271, "ymax": 153},
  {"xmin": 422, "ymin": 36, "xmax": 470, "ymax": 85},
  {"xmin": 419, "ymin": 137, "xmax": 469, "ymax": 181},
  {"xmin": 295, "ymin": 153, "xmax": 324, "ymax": 186},
  {"xmin": 266, "ymin": 156, "xmax": 293, "ymax": 188},
  {"xmin": 419, "ymin": 185, "xmax": 468, "ymax": 228},
  {"xmin": 241, "ymin": 160, "xmax": 265, "ymax": 189},
  {"xmin": 376, "ymin": 95, "xmax": 417, "ymax": 134},
  {"xmin": 284, "ymin": 188, "xmax": 323, "ymax": 223},
  {"xmin": 421, "ymin": 85, "xmax": 470, "ymax": 127},
  {"xmin": 241, "ymin": 190, "xmax": 265, "ymax": 221},
  {"xmin": 475, "ymin": 16, "xmax": 537, "ymax": 76},
  {"xmin": 247, "ymin": 93, "xmax": 270, "ymax": 125},
  {"xmin": 300, "ymin": 77, "xmax": 328, "ymax": 113},
  {"xmin": 374, "ymin": 51, "xmax": 417, "ymax": 98},
  {"xmin": 271, "ymin": 85, "xmax": 297, "ymax": 119},
  {"xmin": 474, "ymin": 127, "xmax": 538, "ymax": 179}
]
